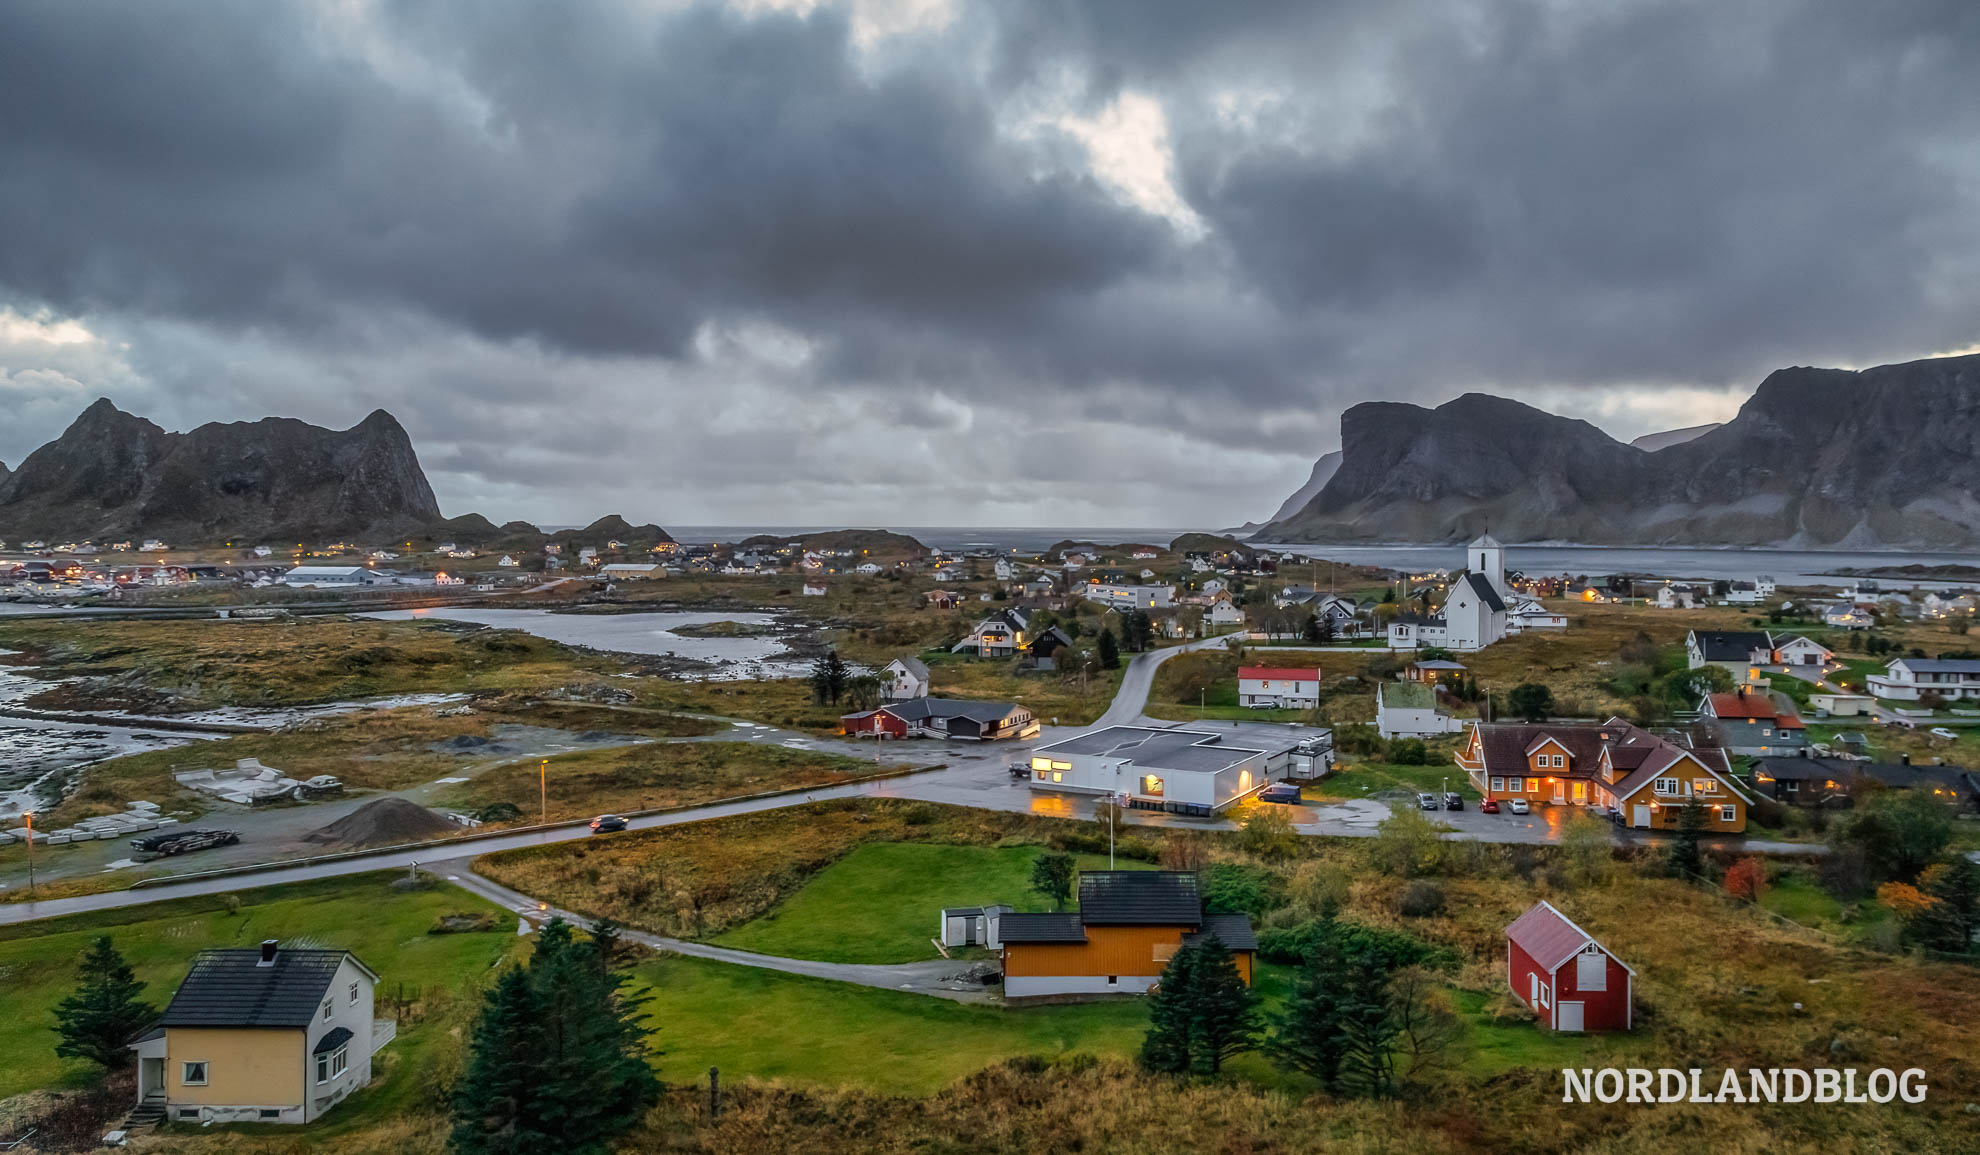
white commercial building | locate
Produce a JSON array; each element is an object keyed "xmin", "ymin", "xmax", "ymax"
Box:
[
  {"xmin": 280, "ymin": 566, "xmax": 374, "ymax": 587},
  {"xmin": 1028, "ymin": 726, "xmax": 1271, "ymax": 816},
  {"xmin": 1080, "ymin": 582, "xmax": 1175, "ymax": 610}
]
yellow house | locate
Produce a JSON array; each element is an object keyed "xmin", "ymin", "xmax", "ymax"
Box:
[{"xmin": 131, "ymin": 941, "xmax": 385, "ymax": 1126}]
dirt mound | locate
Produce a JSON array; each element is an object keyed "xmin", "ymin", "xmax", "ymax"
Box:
[{"xmin": 304, "ymin": 797, "xmax": 462, "ymax": 849}]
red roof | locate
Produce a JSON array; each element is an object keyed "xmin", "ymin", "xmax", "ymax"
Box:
[
  {"xmin": 1507, "ymin": 901, "xmax": 1616, "ymax": 973},
  {"xmin": 1238, "ymin": 666, "xmax": 1320, "ymax": 681},
  {"xmin": 1707, "ymin": 691, "xmax": 1778, "ymax": 719}
]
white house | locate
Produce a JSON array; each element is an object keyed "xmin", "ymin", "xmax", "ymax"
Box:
[
  {"xmin": 1238, "ymin": 665, "xmax": 1320, "ymax": 709},
  {"xmin": 1376, "ymin": 681, "xmax": 1464, "ymax": 739},
  {"xmin": 953, "ymin": 609, "xmax": 1030, "ymax": 657},
  {"xmin": 993, "ymin": 558, "xmax": 1016, "ymax": 581},
  {"xmin": 1208, "ymin": 601, "xmax": 1246, "ymax": 627},
  {"xmin": 1756, "ymin": 575, "xmax": 1777, "ymax": 598},
  {"xmin": 856, "ymin": 562, "xmax": 883, "ymax": 575},
  {"xmin": 1824, "ymin": 604, "xmax": 1874, "ymax": 630},
  {"xmin": 1199, "ymin": 578, "xmax": 1228, "ymax": 598},
  {"xmin": 599, "ymin": 563, "xmax": 664, "ymax": 580},
  {"xmin": 250, "ymin": 546, "xmax": 273, "ymax": 559},
  {"xmin": 1082, "ymin": 582, "xmax": 1174, "ymax": 610},
  {"xmin": 1772, "ymin": 635, "xmax": 1834, "ymax": 668},
  {"xmin": 883, "ymin": 657, "xmax": 931, "ymax": 700},
  {"xmin": 1868, "ymin": 657, "xmax": 1980, "ymax": 701},
  {"xmin": 280, "ymin": 566, "xmax": 374, "ymax": 588},
  {"xmin": 496, "ymin": 555, "xmax": 519, "ymax": 568},
  {"xmin": 1028, "ymin": 726, "xmax": 1272, "ymax": 816},
  {"xmin": 1386, "ymin": 535, "xmax": 1519, "ymax": 652},
  {"xmin": 1506, "ymin": 597, "xmax": 1568, "ymax": 631},
  {"xmin": 802, "ymin": 582, "xmax": 828, "ymax": 596},
  {"xmin": 141, "ymin": 539, "xmax": 169, "ymax": 552},
  {"xmin": 1653, "ymin": 583, "xmax": 1700, "ymax": 609},
  {"xmin": 1722, "ymin": 580, "xmax": 1762, "ymax": 605}
]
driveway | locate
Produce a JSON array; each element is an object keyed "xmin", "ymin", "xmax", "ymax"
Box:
[{"xmin": 443, "ymin": 867, "xmax": 998, "ymax": 1002}]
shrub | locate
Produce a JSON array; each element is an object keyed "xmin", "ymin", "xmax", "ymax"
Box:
[
  {"xmin": 474, "ymin": 801, "xmax": 526, "ymax": 824},
  {"xmin": 1395, "ymin": 879, "xmax": 1445, "ymax": 918},
  {"xmin": 1369, "ymin": 803, "xmax": 1442, "ymax": 877},
  {"xmin": 1723, "ymin": 856, "xmax": 1768, "ymax": 903},
  {"xmin": 1386, "ymin": 738, "xmax": 1429, "ymax": 765},
  {"xmin": 898, "ymin": 802, "xmax": 939, "ymax": 826},
  {"xmin": 1201, "ymin": 863, "xmax": 1289, "ymax": 918},
  {"xmin": 1235, "ymin": 807, "xmax": 1300, "ymax": 862},
  {"xmin": 1256, "ymin": 916, "xmax": 1455, "ymax": 969}
]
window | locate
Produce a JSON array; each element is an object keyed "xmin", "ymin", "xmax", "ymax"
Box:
[
  {"xmin": 1655, "ymin": 777, "xmax": 1679, "ymax": 795},
  {"xmin": 1720, "ymin": 806, "xmax": 1738, "ymax": 823},
  {"xmin": 1526, "ymin": 778, "xmax": 1540, "ymax": 793},
  {"xmin": 178, "ymin": 1108, "xmax": 200, "ymax": 1120},
  {"xmin": 1538, "ymin": 982, "xmax": 1551, "ymax": 1009},
  {"xmin": 321, "ymin": 999, "xmax": 333, "ymax": 1022},
  {"xmin": 1697, "ymin": 779, "xmax": 1718, "ymax": 794},
  {"xmin": 1142, "ymin": 775, "xmax": 1165, "ymax": 797},
  {"xmin": 1576, "ymin": 949, "xmax": 1607, "ymax": 992},
  {"xmin": 316, "ymin": 1045, "xmax": 348, "ymax": 1084},
  {"xmin": 348, "ymin": 981, "xmax": 360, "ymax": 1006},
  {"xmin": 259, "ymin": 1109, "xmax": 281, "ymax": 1119},
  {"xmin": 1489, "ymin": 777, "xmax": 1504, "ymax": 793},
  {"xmin": 181, "ymin": 1061, "xmax": 208, "ymax": 1086}
]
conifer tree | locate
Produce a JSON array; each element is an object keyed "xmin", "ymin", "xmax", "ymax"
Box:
[
  {"xmin": 1668, "ymin": 800, "xmax": 1708, "ymax": 878},
  {"xmin": 52, "ymin": 935, "xmax": 155, "ymax": 1069},
  {"xmin": 1138, "ymin": 943, "xmax": 1200, "ymax": 1073},
  {"xmin": 449, "ymin": 967, "xmax": 551, "ymax": 1155},
  {"xmin": 1097, "ymin": 628, "xmax": 1120, "ymax": 670},
  {"xmin": 1186, "ymin": 937, "xmax": 1260, "ymax": 1074}
]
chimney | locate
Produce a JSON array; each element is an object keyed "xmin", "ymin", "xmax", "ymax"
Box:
[
  {"xmin": 258, "ymin": 939, "xmax": 279, "ymax": 966},
  {"xmin": 1901, "ymin": 753, "xmax": 1911, "ymax": 766}
]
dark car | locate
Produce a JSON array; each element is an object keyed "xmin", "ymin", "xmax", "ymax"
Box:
[
  {"xmin": 1009, "ymin": 761, "xmax": 1033, "ymax": 780},
  {"xmin": 1479, "ymin": 798, "xmax": 1500, "ymax": 814},
  {"xmin": 1417, "ymin": 792, "xmax": 1439, "ymax": 810},
  {"xmin": 588, "ymin": 814, "xmax": 629, "ymax": 833},
  {"xmin": 1257, "ymin": 783, "xmax": 1302, "ymax": 805},
  {"xmin": 1443, "ymin": 792, "xmax": 1464, "ymax": 811}
]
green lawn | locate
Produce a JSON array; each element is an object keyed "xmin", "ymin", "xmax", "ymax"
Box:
[
  {"xmin": 709, "ymin": 842, "xmax": 1147, "ymax": 964},
  {"xmin": 631, "ymin": 954, "xmax": 1151, "ymax": 1094},
  {"xmin": 0, "ymin": 873, "xmax": 519, "ymax": 1104},
  {"xmin": 1314, "ymin": 761, "xmax": 1479, "ymax": 800},
  {"xmin": 1759, "ymin": 872, "xmax": 1845, "ymax": 927},
  {"xmin": 1449, "ymin": 989, "xmax": 1652, "ymax": 1075}
]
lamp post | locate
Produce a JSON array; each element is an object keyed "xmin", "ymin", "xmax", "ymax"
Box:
[
  {"xmin": 22, "ymin": 812, "xmax": 34, "ymax": 897},
  {"xmin": 539, "ymin": 760, "xmax": 548, "ymax": 824}
]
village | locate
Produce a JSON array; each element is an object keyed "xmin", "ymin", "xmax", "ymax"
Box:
[{"xmin": 0, "ymin": 527, "xmax": 1976, "ymax": 1152}]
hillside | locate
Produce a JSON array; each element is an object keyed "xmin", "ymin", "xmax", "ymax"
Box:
[{"xmin": 1259, "ymin": 352, "xmax": 1980, "ymax": 547}]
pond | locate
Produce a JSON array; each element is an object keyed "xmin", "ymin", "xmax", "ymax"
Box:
[{"xmin": 361, "ymin": 607, "xmax": 811, "ymax": 679}]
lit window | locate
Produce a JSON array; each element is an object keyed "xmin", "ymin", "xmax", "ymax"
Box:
[
  {"xmin": 1143, "ymin": 775, "xmax": 1165, "ymax": 797},
  {"xmin": 1697, "ymin": 780, "xmax": 1718, "ymax": 794},
  {"xmin": 182, "ymin": 1061, "xmax": 208, "ymax": 1086},
  {"xmin": 1051, "ymin": 772, "xmax": 1063, "ymax": 783}
]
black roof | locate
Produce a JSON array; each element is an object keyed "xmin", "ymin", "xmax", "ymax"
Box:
[
  {"xmin": 1692, "ymin": 630, "xmax": 1773, "ymax": 661},
  {"xmin": 1184, "ymin": 913, "xmax": 1259, "ymax": 952},
  {"xmin": 1460, "ymin": 572, "xmax": 1506, "ymax": 613},
  {"xmin": 157, "ymin": 948, "xmax": 368, "ymax": 1029},
  {"xmin": 312, "ymin": 1026, "xmax": 353, "ymax": 1054},
  {"xmin": 997, "ymin": 913, "xmax": 1087, "ymax": 943},
  {"xmin": 1078, "ymin": 871, "xmax": 1203, "ymax": 926}
]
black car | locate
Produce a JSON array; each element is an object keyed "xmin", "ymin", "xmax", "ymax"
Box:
[
  {"xmin": 588, "ymin": 814, "xmax": 630, "ymax": 833},
  {"xmin": 1443, "ymin": 792, "xmax": 1464, "ymax": 811},
  {"xmin": 1009, "ymin": 761, "xmax": 1033, "ymax": 780}
]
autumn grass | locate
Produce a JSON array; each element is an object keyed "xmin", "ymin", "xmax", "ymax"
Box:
[
  {"xmin": 1314, "ymin": 758, "xmax": 1478, "ymax": 800},
  {"xmin": 435, "ymin": 740, "xmax": 895, "ymax": 824}
]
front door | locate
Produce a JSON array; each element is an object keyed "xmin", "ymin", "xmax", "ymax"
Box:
[
  {"xmin": 1632, "ymin": 805, "xmax": 1651, "ymax": 827},
  {"xmin": 1552, "ymin": 781, "xmax": 1565, "ymax": 804},
  {"xmin": 1571, "ymin": 781, "xmax": 1587, "ymax": 804},
  {"xmin": 1558, "ymin": 1001, "xmax": 1585, "ymax": 1032},
  {"xmin": 139, "ymin": 1057, "xmax": 164, "ymax": 1100}
]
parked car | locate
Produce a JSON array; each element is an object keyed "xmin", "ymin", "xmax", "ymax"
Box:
[
  {"xmin": 1508, "ymin": 798, "xmax": 1530, "ymax": 815},
  {"xmin": 1479, "ymin": 798, "xmax": 1500, "ymax": 814},
  {"xmin": 588, "ymin": 814, "xmax": 629, "ymax": 833},
  {"xmin": 1257, "ymin": 783, "xmax": 1302, "ymax": 804},
  {"xmin": 1008, "ymin": 761, "xmax": 1033, "ymax": 780},
  {"xmin": 1416, "ymin": 792, "xmax": 1439, "ymax": 810},
  {"xmin": 129, "ymin": 829, "xmax": 239, "ymax": 857},
  {"xmin": 1887, "ymin": 717, "xmax": 1917, "ymax": 729},
  {"xmin": 1930, "ymin": 727, "xmax": 1959, "ymax": 740},
  {"xmin": 1443, "ymin": 792, "xmax": 1464, "ymax": 811}
]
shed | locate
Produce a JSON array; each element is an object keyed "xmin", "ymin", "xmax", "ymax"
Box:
[
  {"xmin": 1505, "ymin": 901, "xmax": 1634, "ymax": 1032},
  {"xmin": 939, "ymin": 904, "xmax": 1012, "ymax": 949}
]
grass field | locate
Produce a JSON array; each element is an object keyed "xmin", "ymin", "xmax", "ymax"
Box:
[
  {"xmin": 631, "ymin": 954, "xmax": 1150, "ymax": 1094},
  {"xmin": 709, "ymin": 842, "xmax": 1148, "ymax": 963},
  {"xmin": 436, "ymin": 740, "xmax": 896, "ymax": 823},
  {"xmin": 0, "ymin": 873, "xmax": 518, "ymax": 1104},
  {"xmin": 1314, "ymin": 759, "xmax": 1479, "ymax": 800}
]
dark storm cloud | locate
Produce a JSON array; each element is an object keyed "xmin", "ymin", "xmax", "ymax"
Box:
[{"xmin": 1, "ymin": 0, "xmax": 1978, "ymax": 525}]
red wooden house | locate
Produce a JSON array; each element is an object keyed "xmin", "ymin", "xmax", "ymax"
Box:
[{"xmin": 1505, "ymin": 901, "xmax": 1634, "ymax": 1032}]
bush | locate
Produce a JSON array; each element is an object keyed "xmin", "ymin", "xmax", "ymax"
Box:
[
  {"xmin": 1201, "ymin": 863, "xmax": 1289, "ymax": 918},
  {"xmin": 1395, "ymin": 879, "xmax": 1445, "ymax": 918},
  {"xmin": 899, "ymin": 802, "xmax": 939, "ymax": 826},
  {"xmin": 1369, "ymin": 803, "xmax": 1442, "ymax": 877},
  {"xmin": 473, "ymin": 801, "xmax": 526, "ymax": 824},
  {"xmin": 1235, "ymin": 807, "xmax": 1300, "ymax": 862},
  {"xmin": 1386, "ymin": 738, "xmax": 1429, "ymax": 765},
  {"xmin": 1255, "ymin": 916, "xmax": 1456, "ymax": 968},
  {"xmin": 1723, "ymin": 856, "xmax": 1768, "ymax": 903}
]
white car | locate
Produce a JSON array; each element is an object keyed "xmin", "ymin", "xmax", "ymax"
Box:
[
  {"xmin": 1930, "ymin": 727, "xmax": 1959, "ymax": 741},
  {"xmin": 1507, "ymin": 798, "xmax": 1530, "ymax": 815}
]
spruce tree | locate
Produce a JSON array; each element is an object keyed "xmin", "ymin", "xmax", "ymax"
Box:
[
  {"xmin": 1332, "ymin": 952, "xmax": 1401, "ymax": 1097},
  {"xmin": 529, "ymin": 919, "xmax": 657, "ymax": 1149},
  {"xmin": 1138, "ymin": 944, "xmax": 1200, "ymax": 1073},
  {"xmin": 1098, "ymin": 628, "xmax": 1120, "ymax": 670},
  {"xmin": 1915, "ymin": 857, "xmax": 1980, "ymax": 953},
  {"xmin": 1186, "ymin": 937, "xmax": 1260, "ymax": 1074},
  {"xmin": 449, "ymin": 967, "xmax": 551, "ymax": 1155},
  {"xmin": 52, "ymin": 935, "xmax": 155, "ymax": 1069},
  {"xmin": 1272, "ymin": 917, "xmax": 1352, "ymax": 1088},
  {"xmin": 1668, "ymin": 801, "xmax": 1708, "ymax": 879}
]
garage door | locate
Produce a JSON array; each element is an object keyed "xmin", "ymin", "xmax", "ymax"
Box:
[
  {"xmin": 1558, "ymin": 1001, "xmax": 1584, "ymax": 1032},
  {"xmin": 1632, "ymin": 805, "xmax": 1651, "ymax": 827}
]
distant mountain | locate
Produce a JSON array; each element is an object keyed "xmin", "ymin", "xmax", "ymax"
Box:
[
  {"xmin": 1229, "ymin": 451, "xmax": 1341, "ymax": 535},
  {"xmin": 1628, "ymin": 423, "xmax": 1721, "ymax": 452},
  {"xmin": 1259, "ymin": 352, "xmax": 1980, "ymax": 548}
]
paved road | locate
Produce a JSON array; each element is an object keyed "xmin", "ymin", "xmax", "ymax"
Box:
[{"xmin": 444, "ymin": 866, "xmax": 996, "ymax": 1002}]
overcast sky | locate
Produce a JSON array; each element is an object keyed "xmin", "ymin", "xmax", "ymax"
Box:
[{"xmin": 2, "ymin": 1, "xmax": 1977, "ymax": 529}]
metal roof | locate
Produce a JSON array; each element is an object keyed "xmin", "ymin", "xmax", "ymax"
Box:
[
  {"xmin": 312, "ymin": 1026, "xmax": 354, "ymax": 1055},
  {"xmin": 1459, "ymin": 571, "xmax": 1506, "ymax": 613},
  {"xmin": 1506, "ymin": 901, "xmax": 1629, "ymax": 974},
  {"xmin": 1035, "ymin": 726, "xmax": 1266, "ymax": 774},
  {"xmin": 996, "ymin": 913, "xmax": 1088, "ymax": 943},
  {"xmin": 1238, "ymin": 666, "xmax": 1320, "ymax": 681},
  {"xmin": 1690, "ymin": 630, "xmax": 1773, "ymax": 661},
  {"xmin": 1078, "ymin": 871, "xmax": 1203, "ymax": 925},
  {"xmin": 1185, "ymin": 913, "xmax": 1259, "ymax": 952},
  {"xmin": 157, "ymin": 947, "xmax": 371, "ymax": 1029}
]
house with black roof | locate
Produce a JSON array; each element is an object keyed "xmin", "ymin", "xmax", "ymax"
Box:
[
  {"xmin": 999, "ymin": 871, "xmax": 1257, "ymax": 999},
  {"xmin": 841, "ymin": 695, "xmax": 1039, "ymax": 741},
  {"xmin": 129, "ymin": 940, "xmax": 383, "ymax": 1126}
]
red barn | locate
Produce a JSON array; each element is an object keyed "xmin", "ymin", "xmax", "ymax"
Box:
[
  {"xmin": 840, "ymin": 707, "xmax": 909, "ymax": 739},
  {"xmin": 1505, "ymin": 901, "xmax": 1634, "ymax": 1032}
]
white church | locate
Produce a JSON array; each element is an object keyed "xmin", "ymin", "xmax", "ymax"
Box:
[{"xmin": 1386, "ymin": 534, "xmax": 1566, "ymax": 652}]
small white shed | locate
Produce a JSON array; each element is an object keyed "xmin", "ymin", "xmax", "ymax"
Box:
[{"xmin": 939, "ymin": 905, "xmax": 1011, "ymax": 949}]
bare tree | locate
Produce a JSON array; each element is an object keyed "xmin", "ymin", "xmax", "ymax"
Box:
[{"xmin": 1389, "ymin": 966, "xmax": 1464, "ymax": 1087}]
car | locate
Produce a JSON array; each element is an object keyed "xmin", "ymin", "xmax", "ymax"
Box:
[
  {"xmin": 1479, "ymin": 798, "xmax": 1500, "ymax": 814},
  {"xmin": 1887, "ymin": 717, "xmax": 1917, "ymax": 729},
  {"xmin": 1008, "ymin": 761, "xmax": 1033, "ymax": 780},
  {"xmin": 1417, "ymin": 792, "xmax": 1439, "ymax": 810},
  {"xmin": 1443, "ymin": 792, "xmax": 1464, "ymax": 811},
  {"xmin": 1508, "ymin": 798, "xmax": 1530, "ymax": 815},
  {"xmin": 1257, "ymin": 783, "xmax": 1302, "ymax": 804},
  {"xmin": 1930, "ymin": 727, "xmax": 1959, "ymax": 740},
  {"xmin": 588, "ymin": 814, "xmax": 629, "ymax": 833}
]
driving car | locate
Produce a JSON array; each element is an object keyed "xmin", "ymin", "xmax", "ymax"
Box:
[
  {"xmin": 588, "ymin": 814, "xmax": 630, "ymax": 833},
  {"xmin": 1508, "ymin": 798, "xmax": 1530, "ymax": 815},
  {"xmin": 1417, "ymin": 792, "xmax": 1439, "ymax": 810},
  {"xmin": 1443, "ymin": 792, "xmax": 1464, "ymax": 811},
  {"xmin": 1479, "ymin": 798, "xmax": 1500, "ymax": 814},
  {"xmin": 1930, "ymin": 727, "xmax": 1959, "ymax": 740}
]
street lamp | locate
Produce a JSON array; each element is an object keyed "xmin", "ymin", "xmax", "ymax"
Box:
[
  {"xmin": 22, "ymin": 812, "xmax": 34, "ymax": 897},
  {"xmin": 539, "ymin": 759, "xmax": 548, "ymax": 824}
]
